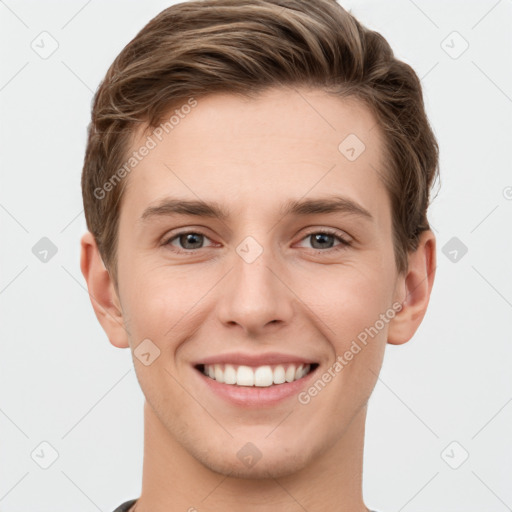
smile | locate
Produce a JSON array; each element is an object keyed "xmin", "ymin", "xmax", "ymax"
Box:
[{"xmin": 197, "ymin": 363, "xmax": 319, "ymax": 387}]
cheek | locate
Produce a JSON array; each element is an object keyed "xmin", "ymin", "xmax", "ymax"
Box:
[
  {"xmin": 121, "ymin": 266, "xmax": 209, "ymax": 349},
  {"xmin": 309, "ymin": 266, "xmax": 393, "ymax": 340}
]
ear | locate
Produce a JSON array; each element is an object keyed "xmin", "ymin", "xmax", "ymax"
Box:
[
  {"xmin": 80, "ymin": 231, "xmax": 130, "ymax": 348},
  {"xmin": 387, "ymin": 229, "xmax": 437, "ymax": 345}
]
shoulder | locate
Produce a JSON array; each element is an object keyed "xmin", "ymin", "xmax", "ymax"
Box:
[{"xmin": 112, "ymin": 498, "xmax": 137, "ymax": 512}]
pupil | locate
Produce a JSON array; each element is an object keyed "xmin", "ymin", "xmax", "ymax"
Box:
[
  {"xmin": 181, "ymin": 233, "xmax": 202, "ymax": 249},
  {"xmin": 312, "ymin": 233, "xmax": 332, "ymax": 249}
]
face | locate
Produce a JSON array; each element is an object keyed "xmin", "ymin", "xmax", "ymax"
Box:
[{"xmin": 111, "ymin": 87, "xmax": 406, "ymax": 478}]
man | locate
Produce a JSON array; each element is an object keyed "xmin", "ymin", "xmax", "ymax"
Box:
[{"xmin": 80, "ymin": 1, "xmax": 439, "ymax": 510}]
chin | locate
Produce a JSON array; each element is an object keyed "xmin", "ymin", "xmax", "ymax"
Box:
[{"xmin": 196, "ymin": 447, "xmax": 312, "ymax": 479}]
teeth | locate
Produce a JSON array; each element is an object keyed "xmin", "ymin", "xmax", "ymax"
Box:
[
  {"xmin": 214, "ymin": 364, "xmax": 224, "ymax": 383},
  {"xmin": 224, "ymin": 364, "xmax": 237, "ymax": 384},
  {"xmin": 285, "ymin": 365, "xmax": 296, "ymax": 382},
  {"xmin": 295, "ymin": 365, "xmax": 305, "ymax": 380},
  {"xmin": 273, "ymin": 365, "xmax": 286, "ymax": 384},
  {"xmin": 254, "ymin": 366, "xmax": 273, "ymax": 387},
  {"xmin": 201, "ymin": 363, "xmax": 312, "ymax": 386},
  {"xmin": 237, "ymin": 365, "xmax": 254, "ymax": 386}
]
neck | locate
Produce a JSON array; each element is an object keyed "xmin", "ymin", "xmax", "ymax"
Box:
[{"xmin": 134, "ymin": 401, "xmax": 369, "ymax": 512}]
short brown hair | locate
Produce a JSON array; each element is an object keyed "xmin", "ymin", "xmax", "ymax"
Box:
[{"xmin": 82, "ymin": 0, "xmax": 439, "ymax": 285}]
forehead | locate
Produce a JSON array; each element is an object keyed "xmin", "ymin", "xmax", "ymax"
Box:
[{"xmin": 120, "ymin": 87, "xmax": 390, "ymax": 229}]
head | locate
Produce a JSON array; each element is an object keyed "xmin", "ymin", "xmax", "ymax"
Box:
[{"xmin": 81, "ymin": 0, "xmax": 438, "ymax": 479}]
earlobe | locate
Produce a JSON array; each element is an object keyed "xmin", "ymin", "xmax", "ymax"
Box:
[
  {"xmin": 387, "ymin": 230, "xmax": 437, "ymax": 346},
  {"xmin": 80, "ymin": 231, "xmax": 130, "ymax": 349}
]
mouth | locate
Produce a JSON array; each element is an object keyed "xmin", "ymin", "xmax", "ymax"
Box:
[
  {"xmin": 194, "ymin": 362, "xmax": 319, "ymax": 387},
  {"xmin": 191, "ymin": 352, "xmax": 321, "ymax": 407}
]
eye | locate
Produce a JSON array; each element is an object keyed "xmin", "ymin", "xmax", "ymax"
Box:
[
  {"xmin": 162, "ymin": 228, "xmax": 352, "ymax": 255},
  {"xmin": 164, "ymin": 231, "xmax": 215, "ymax": 253},
  {"xmin": 297, "ymin": 229, "xmax": 352, "ymax": 252}
]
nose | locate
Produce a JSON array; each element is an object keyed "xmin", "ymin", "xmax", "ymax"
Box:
[{"xmin": 216, "ymin": 242, "xmax": 294, "ymax": 337}]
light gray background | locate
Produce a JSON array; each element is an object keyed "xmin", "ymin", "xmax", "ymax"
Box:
[{"xmin": 0, "ymin": 0, "xmax": 511, "ymax": 511}]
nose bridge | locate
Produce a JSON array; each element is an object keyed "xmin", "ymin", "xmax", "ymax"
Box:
[{"xmin": 216, "ymin": 234, "xmax": 293, "ymax": 333}]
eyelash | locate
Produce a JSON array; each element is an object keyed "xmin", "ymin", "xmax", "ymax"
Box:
[{"xmin": 162, "ymin": 228, "xmax": 352, "ymax": 255}]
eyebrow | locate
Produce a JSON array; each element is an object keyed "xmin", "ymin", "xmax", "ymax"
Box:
[{"xmin": 139, "ymin": 195, "xmax": 374, "ymax": 223}]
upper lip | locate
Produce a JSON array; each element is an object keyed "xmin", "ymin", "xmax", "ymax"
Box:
[{"xmin": 193, "ymin": 352, "xmax": 318, "ymax": 367}]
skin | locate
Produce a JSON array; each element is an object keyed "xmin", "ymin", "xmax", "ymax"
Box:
[{"xmin": 81, "ymin": 87, "xmax": 436, "ymax": 512}]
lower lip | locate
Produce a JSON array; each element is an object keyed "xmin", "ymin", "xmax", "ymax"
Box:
[{"xmin": 194, "ymin": 366, "xmax": 318, "ymax": 407}]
